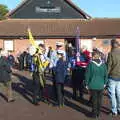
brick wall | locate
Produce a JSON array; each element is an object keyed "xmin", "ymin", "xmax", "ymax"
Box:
[
  {"xmin": 0, "ymin": 38, "xmax": 118, "ymax": 57},
  {"xmin": 92, "ymin": 38, "xmax": 111, "ymax": 54},
  {"xmin": 0, "ymin": 39, "xmax": 3, "ymax": 48},
  {"xmin": 13, "ymin": 38, "xmax": 65, "ymax": 56},
  {"xmin": 14, "ymin": 39, "xmax": 30, "ymax": 56},
  {"xmin": 45, "ymin": 39, "xmax": 65, "ymax": 50}
]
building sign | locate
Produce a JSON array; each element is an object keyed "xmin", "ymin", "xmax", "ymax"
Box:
[
  {"xmin": 35, "ymin": 6, "xmax": 61, "ymax": 13},
  {"xmin": 4, "ymin": 40, "xmax": 14, "ymax": 51}
]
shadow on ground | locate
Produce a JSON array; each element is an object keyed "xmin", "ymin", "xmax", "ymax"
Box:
[{"xmin": 12, "ymin": 71, "xmax": 110, "ymax": 118}]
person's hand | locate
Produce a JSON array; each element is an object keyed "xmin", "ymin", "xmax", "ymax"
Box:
[
  {"xmin": 104, "ymin": 85, "xmax": 108, "ymax": 95},
  {"xmin": 104, "ymin": 89, "xmax": 108, "ymax": 96},
  {"xmin": 11, "ymin": 67, "xmax": 17, "ymax": 72},
  {"xmin": 85, "ymin": 86, "xmax": 90, "ymax": 94},
  {"xmin": 86, "ymin": 86, "xmax": 89, "ymax": 90},
  {"xmin": 104, "ymin": 85, "xmax": 106, "ymax": 88},
  {"xmin": 67, "ymin": 68, "xmax": 70, "ymax": 71},
  {"xmin": 30, "ymin": 72, "xmax": 33, "ymax": 77}
]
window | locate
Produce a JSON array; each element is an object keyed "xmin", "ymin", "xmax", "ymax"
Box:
[
  {"xmin": 4, "ymin": 40, "xmax": 14, "ymax": 51},
  {"xmin": 103, "ymin": 40, "xmax": 110, "ymax": 46}
]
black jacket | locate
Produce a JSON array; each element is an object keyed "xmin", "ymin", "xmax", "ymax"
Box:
[{"xmin": 0, "ymin": 56, "xmax": 12, "ymax": 83}]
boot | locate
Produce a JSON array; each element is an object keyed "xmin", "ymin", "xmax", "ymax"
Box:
[{"xmin": 5, "ymin": 82, "xmax": 15, "ymax": 102}]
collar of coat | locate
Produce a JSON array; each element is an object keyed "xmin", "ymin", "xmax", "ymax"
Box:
[{"xmin": 91, "ymin": 59, "xmax": 103, "ymax": 67}]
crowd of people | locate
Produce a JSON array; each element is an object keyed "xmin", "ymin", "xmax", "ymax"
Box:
[{"xmin": 0, "ymin": 38, "xmax": 120, "ymax": 119}]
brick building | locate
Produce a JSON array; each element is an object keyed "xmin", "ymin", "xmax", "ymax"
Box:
[{"xmin": 0, "ymin": 0, "xmax": 120, "ymax": 56}]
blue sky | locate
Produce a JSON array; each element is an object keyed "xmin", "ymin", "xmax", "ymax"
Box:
[{"xmin": 0, "ymin": 0, "xmax": 120, "ymax": 18}]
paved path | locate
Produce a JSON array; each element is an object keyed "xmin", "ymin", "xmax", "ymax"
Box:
[{"xmin": 0, "ymin": 70, "xmax": 119, "ymax": 120}]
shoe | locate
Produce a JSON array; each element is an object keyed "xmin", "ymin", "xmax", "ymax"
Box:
[
  {"xmin": 89, "ymin": 111, "xmax": 97, "ymax": 118},
  {"xmin": 80, "ymin": 96, "xmax": 84, "ymax": 101},
  {"xmin": 72, "ymin": 96, "xmax": 77, "ymax": 100},
  {"xmin": 62, "ymin": 103, "xmax": 64, "ymax": 107},
  {"xmin": 90, "ymin": 114, "xmax": 97, "ymax": 118},
  {"xmin": 80, "ymin": 94, "xmax": 83, "ymax": 99},
  {"xmin": 118, "ymin": 111, "xmax": 120, "ymax": 115},
  {"xmin": 33, "ymin": 99, "xmax": 40, "ymax": 106},
  {"xmin": 8, "ymin": 98, "xmax": 15, "ymax": 103},
  {"xmin": 59, "ymin": 105, "xmax": 63, "ymax": 108},
  {"xmin": 33, "ymin": 101, "xmax": 40, "ymax": 106},
  {"xmin": 87, "ymin": 100, "xmax": 92, "ymax": 106},
  {"xmin": 110, "ymin": 112, "xmax": 117, "ymax": 117},
  {"xmin": 112, "ymin": 113, "xmax": 117, "ymax": 117},
  {"xmin": 58, "ymin": 104, "xmax": 64, "ymax": 108},
  {"xmin": 43, "ymin": 99, "xmax": 48, "ymax": 103},
  {"xmin": 96, "ymin": 113, "xmax": 101, "ymax": 119}
]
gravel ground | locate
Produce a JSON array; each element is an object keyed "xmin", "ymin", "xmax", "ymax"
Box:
[{"xmin": 0, "ymin": 69, "xmax": 119, "ymax": 120}]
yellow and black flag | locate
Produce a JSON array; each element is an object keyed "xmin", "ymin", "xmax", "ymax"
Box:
[{"xmin": 27, "ymin": 28, "xmax": 38, "ymax": 49}]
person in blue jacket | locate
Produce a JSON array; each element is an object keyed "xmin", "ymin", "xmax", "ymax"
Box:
[{"xmin": 55, "ymin": 51, "xmax": 67, "ymax": 108}]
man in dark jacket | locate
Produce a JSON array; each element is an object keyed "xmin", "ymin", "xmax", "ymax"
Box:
[
  {"xmin": 72, "ymin": 47, "xmax": 90, "ymax": 100},
  {"xmin": 32, "ymin": 49, "xmax": 46, "ymax": 105},
  {"xmin": 107, "ymin": 38, "xmax": 120, "ymax": 116},
  {"xmin": 0, "ymin": 50, "xmax": 14, "ymax": 102},
  {"xmin": 7, "ymin": 51, "xmax": 15, "ymax": 68}
]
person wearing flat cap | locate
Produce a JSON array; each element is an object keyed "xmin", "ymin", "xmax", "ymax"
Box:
[
  {"xmin": 50, "ymin": 42, "xmax": 66, "ymax": 99},
  {"xmin": 54, "ymin": 51, "xmax": 67, "ymax": 107}
]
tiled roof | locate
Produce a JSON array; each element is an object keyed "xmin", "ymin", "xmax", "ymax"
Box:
[{"xmin": 0, "ymin": 18, "xmax": 120, "ymax": 38}]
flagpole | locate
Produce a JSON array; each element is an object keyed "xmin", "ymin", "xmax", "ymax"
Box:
[{"xmin": 76, "ymin": 26, "xmax": 80, "ymax": 62}]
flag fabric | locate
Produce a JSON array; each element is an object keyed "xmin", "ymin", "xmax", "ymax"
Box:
[
  {"xmin": 27, "ymin": 28, "xmax": 49, "ymax": 69},
  {"xmin": 76, "ymin": 26, "xmax": 80, "ymax": 62},
  {"xmin": 27, "ymin": 28, "xmax": 38, "ymax": 49}
]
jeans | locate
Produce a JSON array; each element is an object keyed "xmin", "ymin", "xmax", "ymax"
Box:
[{"xmin": 108, "ymin": 79, "xmax": 120, "ymax": 114}]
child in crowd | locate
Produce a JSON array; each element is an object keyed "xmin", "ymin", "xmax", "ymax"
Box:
[{"xmin": 85, "ymin": 51, "xmax": 108, "ymax": 118}]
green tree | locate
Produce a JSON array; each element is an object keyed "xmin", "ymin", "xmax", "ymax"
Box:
[{"xmin": 0, "ymin": 4, "xmax": 9, "ymax": 20}]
